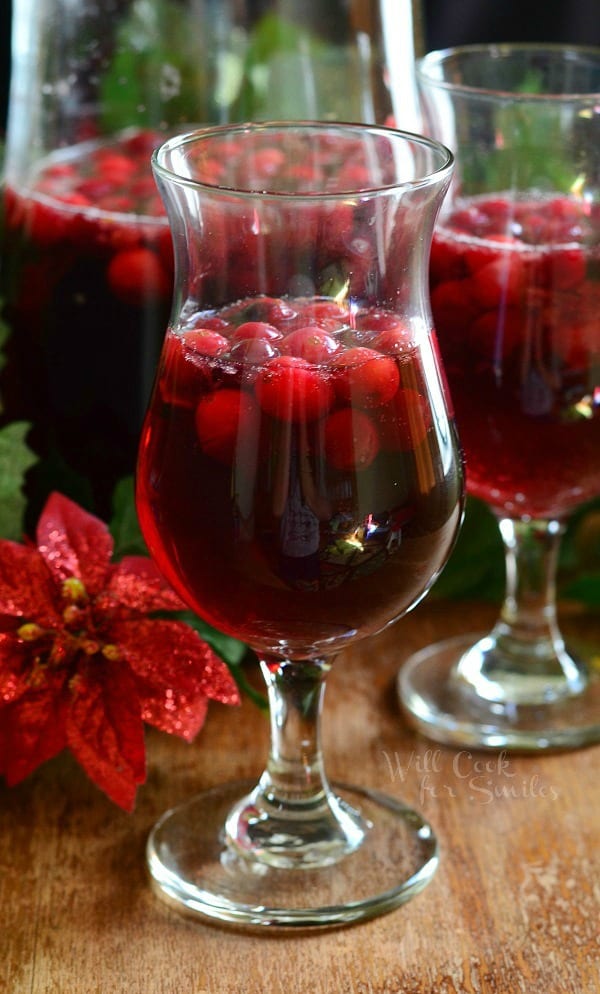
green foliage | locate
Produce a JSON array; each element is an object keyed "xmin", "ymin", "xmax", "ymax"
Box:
[
  {"xmin": 462, "ymin": 75, "xmax": 576, "ymax": 195},
  {"xmin": 99, "ymin": 3, "xmax": 355, "ymax": 133},
  {"xmin": 99, "ymin": 0, "xmax": 214, "ymax": 132},
  {"xmin": 0, "ymin": 422, "xmax": 37, "ymax": 540},
  {"xmin": 430, "ymin": 496, "xmax": 504, "ymax": 602},
  {"xmin": 110, "ymin": 476, "xmax": 148, "ymax": 557},
  {"xmin": 228, "ymin": 12, "xmax": 325, "ymax": 121}
]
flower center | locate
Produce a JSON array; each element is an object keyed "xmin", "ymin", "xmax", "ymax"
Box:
[{"xmin": 16, "ymin": 575, "xmax": 122, "ymax": 666}]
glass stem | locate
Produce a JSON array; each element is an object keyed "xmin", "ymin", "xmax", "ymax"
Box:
[
  {"xmin": 260, "ymin": 657, "xmax": 331, "ymax": 809},
  {"xmin": 225, "ymin": 657, "xmax": 367, "ymax": 868},
  {"xmin": 457, "ymin": 517, "xmax": 587, "ymax": 704},
  {"xmin": 496, "ymin": 517, "xmax": 565, "ymax": 656}
]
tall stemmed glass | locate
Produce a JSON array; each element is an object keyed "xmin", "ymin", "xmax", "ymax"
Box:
[
  {"xmin": 136, "ymin": 122, "xmax": 462, "ymax": 927},
  {"xmin": 399, "ymin": 45, "xmax": 600, "ymax": 751}
]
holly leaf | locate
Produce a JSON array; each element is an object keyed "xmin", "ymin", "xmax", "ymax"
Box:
[{"xmin": 0, "ymin": 422, "xmax": 38, "ymax": 541}]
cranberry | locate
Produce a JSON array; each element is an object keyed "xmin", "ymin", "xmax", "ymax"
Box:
[
  {"xmin": 183, "ymin": 329, "xmax": 230, "ymax": 357},
  {"xmin": 323, "ymin": 408, "xmax": 379, "ymax": 471},
  {"xmin": 229, "ymin": 338, "xmax": 280, "ymax": 365},
  {"xmin": 255, "ymin": 355, "xmax": 334, "ymax": 422},
  {"xmin": 231, "ymin": 321, "xmax": 283, "ymax": 343},
  {"xmin": 242, "ymin": 146, "xmax": 286, "ymax": 179},
  {"xmin": 195, "ymin": 388, "xmax": 260, "ymax": 464},
  {"xmin": 332, "ymin": 347, "xmax": 399, "ymax": 409},
  {"xmin": 469, "ymin": 253, "xmax": 525, "ymax": 310},
  {"xmin": 94, "ymin": 151, "xmax": 138, "ymax": 183},
  {"xmin": 106, "ymin": 247, "xmax": 171, "ymax": 307},
  {"xmin": 280, "ymin": 326, "xmax": 342, "ymax": 364}
]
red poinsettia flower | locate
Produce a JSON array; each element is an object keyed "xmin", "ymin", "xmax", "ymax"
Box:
[{"xmin": 0, "ymin": 492, "xmax": 239, "ymax": 810}]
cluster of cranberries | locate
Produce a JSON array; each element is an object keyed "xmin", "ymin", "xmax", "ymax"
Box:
[
  {"xmin": 3, "ymin": 130, "xmax": 173, "ymax": 308},
  {"xmin": 430, "ymin": 194, "xmax": 599, "ymax": 370},
  {"xmin": 3, "ymin": 127, "xmax": 398, "ymax": 313},
  {"xmin": 160, "ymin": 295, "xmax": 433, "ymax": 472}
]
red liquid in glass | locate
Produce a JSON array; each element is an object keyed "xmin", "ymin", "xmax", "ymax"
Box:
[
  {"xmin": 136, "ymin": 296, "xmax": 463, "ymax": 656},
  {"xmin": 430, "ymin": 195, "xmax": 600, "ymax": 519},
  {"xmin": 0, "ymin": 130, "xmax": 172, "ymax": 519}
]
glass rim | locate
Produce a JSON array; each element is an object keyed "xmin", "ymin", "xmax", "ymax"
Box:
[
  {"xmin": 151, "ymin": 120, "xmax": 454, "ymax": 201},
  {"xmin": 417, "ymin": 42, "xmax": 600, "ymax": 101}
]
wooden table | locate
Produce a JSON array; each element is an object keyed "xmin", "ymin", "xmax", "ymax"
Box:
[{"xmin": 2, "ymin": 599, "xmax": 599, "ymax": 994}]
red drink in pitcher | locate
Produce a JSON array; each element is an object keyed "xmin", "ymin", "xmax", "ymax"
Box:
[{"xmin": 0, "ymin": 130, "xmax": 172, "ymax": 518}]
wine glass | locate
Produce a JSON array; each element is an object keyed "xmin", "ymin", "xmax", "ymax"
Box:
[
  {"xmin": 135, "ymin": 122, "xmax": 462, "ymax": 927},
  {"xmin": 398, "ymin": 44, "xmax": 600, "ymax": 751}
]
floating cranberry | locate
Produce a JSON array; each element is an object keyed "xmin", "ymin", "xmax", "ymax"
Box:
[
  {"xmin": 106, "ymin": 247, "xmax": 171, "ymax": 307},
  {"xmin": 195, "ymin": 388, "xmax": 260, "ymax": 464},
  {"xmin": 323, "ymin": 408, "xmax": 379, "ymax": 471},
  {"xmin": 469, "ymin": 252, "xmax": 525, "ymax": 310},
  {"xmin": 229, "ymin": 338, "xmax": 280, "ymax": 365},
  {"xmin": 231, "ymin": 321, "xmax": 283, "ymax": 343},
  {"xmin": 370, "ymin": 323, "xmax": 415, "ymax": 356},
  {"xmin": 183, "ymin": 329, "xmax": 230, "ymax": 357},
  {"xmin": 332, "ymin": 347, "xmax": 399, "ymax": 408},
  {"xmin": 280, "ymin": 326, "xmax": 342, "ymax": 364},
  {"xmin": 255, "ymin": 355, "xmax": 334, "ymax": 422}
]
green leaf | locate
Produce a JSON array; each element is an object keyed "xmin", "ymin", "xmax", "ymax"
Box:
[
  {"xmin": 431, "ymin": 496, "xmax": 505, "ymax": 602},
  {"xmin": 109, "ymin": 475, "xmax": 148, "ymax": 557},
  {"xmin": 561, "ymin": 573, "xmax": 600, "ymax": 606},
  {"xmin": 99, "ymin": 0, "xmax": 214, "ymax": 132},
  {"xmin": 0, "ymin": 422, "xmax": 38, "ymax": 540}
]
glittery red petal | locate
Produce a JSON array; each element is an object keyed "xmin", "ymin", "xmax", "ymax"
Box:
[
  {"xmin": 111, "ymin": 619, "xmax": 239, "ymax": 741},
  {"xmin": 66, "ymin": 658, "xmax": 146, "ymax": 811},
  {"xmin": 36, "ymin": 492, "xmax": 113, "ymax": 596},
  {"xmin": 0, "ymin": 540, "xmax": 61, "ymax": 626},
  {"xmin": 0, "ymin": 633, "xmax": 32, "ymax": 703},
  {"xmin": 196, "ymin": 652, "xmax": 242, "ymax": 706},
  {"xmin": 1, "ymin": 667, "xmax": 69, "ymax": 784},
  {"xmin": 105, "ymin": 556, "xmax": 186, "ymax": 614}
]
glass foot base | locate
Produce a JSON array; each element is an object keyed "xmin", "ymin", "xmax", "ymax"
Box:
[
  {"xmin": 398, "ymin": 635, "xmax": 600, "ymax": 752},
  {"xmin": 147, "ymin": 780, "xmax": 438, "ymax": 929}
]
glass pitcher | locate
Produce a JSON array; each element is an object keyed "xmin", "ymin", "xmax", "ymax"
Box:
[{"xmin": 0, "ymin": 0, "xmax": 423, "ymax": 524}]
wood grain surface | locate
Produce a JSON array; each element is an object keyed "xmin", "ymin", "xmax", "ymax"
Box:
[{"xmin": 2, "ymin": 599, "xmax": 599, "ymax": 994}]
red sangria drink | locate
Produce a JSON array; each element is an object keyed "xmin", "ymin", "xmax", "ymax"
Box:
[
  {"xmin": 398, "ymin": 44, "xmax": 600, "ymax": 753},
  {"xmin": 137, "ymin": 294, "xmax": 463, "ymax": 655},
  {"xmin": 0, "ymin": 130, "xmax": 173, "ymax": 519},
  {"xmin": 430, "ymin": 193, "xmax": 600, "ymax": 520},
  {"xmin": 136, "ymin": 122, "xmax": 460, "ymax": 927}
]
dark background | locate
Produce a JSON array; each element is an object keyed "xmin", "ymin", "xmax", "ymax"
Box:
[{"xmin": 0, "ymin": 1, "xmax": 599, "ymax": 132}]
